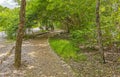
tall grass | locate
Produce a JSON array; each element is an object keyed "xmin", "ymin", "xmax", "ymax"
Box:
[{"xmin": 49, "ymin": 38, "xmax": 87, "ymax": 61}]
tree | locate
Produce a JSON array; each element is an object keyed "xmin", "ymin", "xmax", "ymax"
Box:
[
  {"xmin": 14, "ymin": 0, "xmax": 26, "ymax": 69},
  {"xmin": 96, "ymin": 0, "xmax": 105, "ymax": 63}
]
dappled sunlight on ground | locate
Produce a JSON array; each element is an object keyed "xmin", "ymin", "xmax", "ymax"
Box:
[
  {"xmin": 28, "ymin": 52, "xmax": 36, "ymax": 58},
  {"xmin": 0, "ymin": 45, "xmax": 5, "ymax": 48},
  {"xmin": 22, "ymin": 43, "xmax": 48, "ymax": 47},
  {"xmin": 0, "ymin": 39, "xmax": 36, "ymax": 76},
  {"xmin": 0, "ymin": 37, "xmax": 75, "ymax": 77},
  {"xmin": 0, "ymin": 72, "xmax": 10, "ymax": 76},
  {"xmin": 27, "ymin": 65, "xmax": 35, "ymax": 70},
  {"xmin": 0, "ymin": 53, "xmax": 7, "ymax": 58},
  {"xmin": 38, "ymin": 43, "xmax": 48, "ymax": 47}
]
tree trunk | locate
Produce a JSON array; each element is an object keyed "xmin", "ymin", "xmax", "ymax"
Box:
[
  {"xmin": 14, "ymin": 0, "xmax": 26, "ymax": 69},
  {"xmin": 96, "ymin": 0, "xmax": 105, "ymax": 63},
  {"xmin": 50, "ymin": 24, "xmax": 54, "ymax": 31}
]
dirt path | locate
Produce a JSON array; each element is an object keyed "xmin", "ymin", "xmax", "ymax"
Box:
[
  {"xmin": 0, "ymin": 36, "xmax": 75, "ymax": 77},
  {"xmin": 24, "ymin": 37, "xmax": 75, "ymax": 77}
]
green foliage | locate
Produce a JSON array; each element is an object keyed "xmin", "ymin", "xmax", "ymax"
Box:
[
  {"xmin": 5, "ymin": 24, "xmax": 18, "ymax": 39},
  {"xmin": 71, "ymin": 28, "xmax": 97, "ymax": 47},
  {"xmin": 71, "ymin": 30, "xmax": 86, "ymax": 45},
  {"xmin": 0, "ymin": 27, "xmax": 3, "ymax": 31},
  {"xmin": 100, "ymin": 0, "xmax": 120, "ymax": 47},
  {"xmin": 0, "ymin": 8, "xmax": 19, "ymax": 39},
  {"xmin": 49, "ymin": 38, "xmax": 87, "ymax": 61},
  {"xmin": 0, "ymin": 0, "xmax": 119, "ymax": 50}
]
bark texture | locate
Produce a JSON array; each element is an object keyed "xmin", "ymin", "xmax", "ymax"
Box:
[
  {"xmin": 96, "ymin": 0, "xmax": 105, "ymax": 63},
  {"xmin": 14, "ymin": 0, "xmax": 26, "ymax": 68}
]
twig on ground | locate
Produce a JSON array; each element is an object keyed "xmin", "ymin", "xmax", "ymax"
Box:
[{"xmin": 0, "ymin": 46, "xmax": 15, "ymax": 64}]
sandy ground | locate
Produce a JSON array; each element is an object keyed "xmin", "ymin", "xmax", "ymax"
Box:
[{"xmin": 0, "ymin": 36, "xmax": 75, "ymax": 77}]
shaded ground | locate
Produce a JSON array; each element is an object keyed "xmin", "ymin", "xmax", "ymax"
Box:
[
  {"xmin": 69, "ymin": 48, "xmax": 120, "ymax": 77},
  {"xmin": 0, "ymin": 32, "xmax": 75, "ymax": 77},
  {"xmin": 52, "ymin": 33, "xmax": 120, "ymax": 77}
]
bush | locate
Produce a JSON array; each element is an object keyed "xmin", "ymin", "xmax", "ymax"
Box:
[
  {"xmin": 70, "ymin": 29, "xmax": 97, "ymax": 47},
  {"xmin": 5, "ymin": 24, "xmax": 18, "ymax": 39}
]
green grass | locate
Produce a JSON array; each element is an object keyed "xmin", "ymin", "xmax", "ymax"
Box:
[{"xmin": 49, "ymin": 38, "xmax": 87, "ymax": 61}]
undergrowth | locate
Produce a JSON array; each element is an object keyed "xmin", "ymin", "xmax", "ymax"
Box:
[{"xmin": 49, "ymin": 38, "xmax": 87, "ymax": 61}]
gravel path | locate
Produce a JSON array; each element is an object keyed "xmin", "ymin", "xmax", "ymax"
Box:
[{"xmin": 0, "ymin": 36, "xmax": 75, "ymax": 77}]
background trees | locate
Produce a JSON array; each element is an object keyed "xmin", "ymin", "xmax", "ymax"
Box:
[{"xmin": 0, "ymin": 0, "xmax": 119, "ymax": 65}]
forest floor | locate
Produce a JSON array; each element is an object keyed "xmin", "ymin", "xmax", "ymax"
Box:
[
  {"xmin": 0, "ymin": 31, "xmax": 120, "ymax": 77},
  {"xmin": 69, "ymin": 49, "xmax": 120, "ymax": 77},
  {"xmin": 51, "ymin": 33, "xmax": 120, "ymax": 77},
  {"xmin": 0, "ymin": 32, "xmax": 75, "ymax": 77}
]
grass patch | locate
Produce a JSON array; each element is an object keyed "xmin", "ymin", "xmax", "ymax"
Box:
[{"xmin": 49, "ymin": 38, "xmax": 87, "ymax": 61}]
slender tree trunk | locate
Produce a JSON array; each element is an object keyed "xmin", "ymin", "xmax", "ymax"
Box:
[
  {"xmin": 96, "ymin": 0, "xmax": 105, "ymax": 63},
  {"xmin": 14, "ymin": 0, "xmax": 26, "ymax": 69},
  {"xmin": 50, "ymin": 23, "xmax": 54, "ymax": 31}
]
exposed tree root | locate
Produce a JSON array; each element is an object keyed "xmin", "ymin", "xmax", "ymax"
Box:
[{"xmin": 0, "ymin": 46, "xmax": 15, "ymax": 64}]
